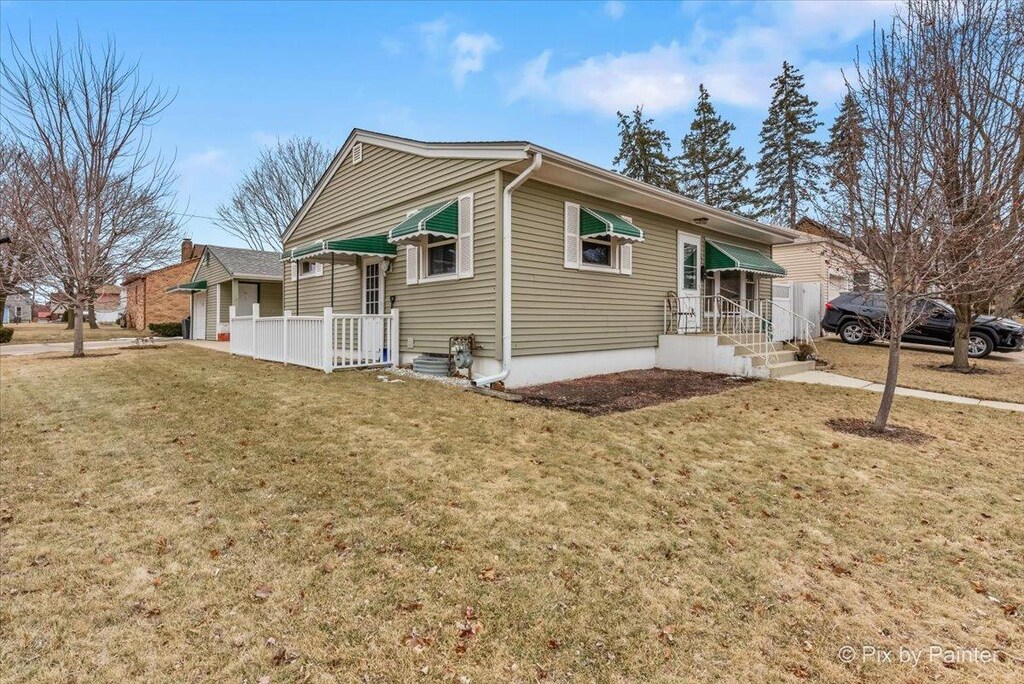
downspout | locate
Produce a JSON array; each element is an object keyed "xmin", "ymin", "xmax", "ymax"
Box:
[{"xmin": 475, "ymin": 151, "xmax": 542, "ymax": 387}]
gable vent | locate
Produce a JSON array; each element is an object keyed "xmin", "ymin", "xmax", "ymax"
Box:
[{"xmin": 352, "ymin": 142, "xmax": 363, "ymax": 165}]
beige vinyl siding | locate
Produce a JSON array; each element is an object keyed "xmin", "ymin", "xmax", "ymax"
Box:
[
  {"xmin": 257, "ymin": 281, "xmax": 283, "ymax": 316},
  {"xmin": 282, "ymin": 144, "xmax": 501, "ymax": 357},
  {"xmin": 289, "ymin": 143, "xmax": 508, "ymax": 244},
  {"xmin": 510, "ymin": 177, "xmax": 777, "ymax": 356},
  {"xmin": 218, "ymin": 282, "xmax": 231, "ymax": 329},
  {"xmin": 192, "ymin": 252, "xmax": 231, "ymax": 285},
  {"xmin": 204, "ymin": 285, "xmax": 219, "ymax": 340},
  {"xmin": 771, "ymin": 242, "xmax": 827, "ymax": 283}
]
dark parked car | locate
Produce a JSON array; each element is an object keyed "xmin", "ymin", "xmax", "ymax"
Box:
[{"xmin": 821, "ymin": 292, "xmax": 1024, "ymax": 358}]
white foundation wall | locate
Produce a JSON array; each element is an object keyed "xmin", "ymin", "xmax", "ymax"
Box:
[
  {"xmin": 505, "ymin": 348, "xmax": 657, "ymax": 388},
  {"xmin": 655, "ymin": 334, "xmax": 767, "ymax": 378}
]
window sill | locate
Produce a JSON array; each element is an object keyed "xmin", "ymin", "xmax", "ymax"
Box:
[
  {"xmin": 578, "ymin": 263, "xmax": 621, "ymax": 274},
  {"xmin": 418, "ymin": 273, "xmax": 459, "ymax": 283}
]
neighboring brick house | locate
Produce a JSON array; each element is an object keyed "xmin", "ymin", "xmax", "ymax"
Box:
[{"xmin": 123, "ymin": 239, "xmax": 206, "ymax": 331}]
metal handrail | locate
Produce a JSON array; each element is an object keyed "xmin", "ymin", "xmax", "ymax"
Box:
[{"xmin": 663, "ymin": 294, "xmax": 779, "ymax": 367}]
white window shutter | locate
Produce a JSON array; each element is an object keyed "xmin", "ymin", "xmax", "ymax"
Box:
[
  {"xmin": 406, "ymin": 244, "xmax": 419, "ymax": 285},
  {"xmin": 457, "ymin": 193, "xmax": 474, "ymax": 279},
  {"xmin": 619, "ymin": 242, "xmax": 633, "ymax": 275},
  {"xmin": 564, "ymin": 202, "xmax": 580, "ymax": 269},
  {"xmin": 290, "ymin": 262, "xmax": 297, "ymax": 281}
]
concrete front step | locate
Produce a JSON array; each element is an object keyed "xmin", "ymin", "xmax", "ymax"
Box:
[
  {"xmin": 739, "ymin": 350, "xmax": 797, "ymax": 367},
  {"xmin": 767, "ymin": 359, "xmax": 816, "ymax": 378}
]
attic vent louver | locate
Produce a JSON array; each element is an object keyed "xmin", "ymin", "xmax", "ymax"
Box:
[{"xmin": 352, "ymin": 142, "xmax": 363, "ymax": 165}]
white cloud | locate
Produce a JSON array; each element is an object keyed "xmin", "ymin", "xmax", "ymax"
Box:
[
  {"xmin": 451, "ymin": 32, "xmax": 500, "ymax": 88},
  {"xmin": 604, "ymin": 0, "xmax": 625, "ymax": 20},
  {"xmin": 418, "ymin": 18, "xmax": 450, "ymax": 55},
  {"xmin": 508, "ymin": 0, "xmax": 896, "ymax": 115}
]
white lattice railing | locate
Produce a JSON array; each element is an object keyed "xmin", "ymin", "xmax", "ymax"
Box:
[{"xmin": 229, "ymin": 305, "xmax": 399, "ymax": 373}]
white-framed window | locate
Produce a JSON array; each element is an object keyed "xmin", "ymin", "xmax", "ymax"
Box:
[
  {"xmin": 564, "ymin": 202, "xmax": 634, "ymax": 275},
  {"xmin": 581, "ymin": 235, "xmax": 616, "ymax": 270},
  {"xmin": 743, "ymin": 272, "xmax": 758, "ymax": 304},
  {"xmin": 291, "ymin": 260, "xmax": 323, "ymax": 281},
  {"xmin": 405, "ymin": 193, "xmax": 474, "ymax": 285}
]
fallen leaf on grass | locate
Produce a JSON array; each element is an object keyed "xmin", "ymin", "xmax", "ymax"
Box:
[
  {"xmin": 152, "ymin": 575, "xmax": 163, "ymax": 587},
  {"xmin": 971, "ymin": 580, "xmax": 986, "ymax": 594},
  {"xmin": 402, "ymin": 629, "xmax": 432, "ymax": 652},
  {"xmin": 546, "ymin": 639, "xmax": 561, "ymax": 650},
  {"xmin": 209, "ymin": 548, "xmax": 219, "ymax": 560},
  {"xmin": 478, "ymin": 566, "xmax": 499, "ymax": 582},
  {"xmin": 399, "ymin": 600, "xmax": 424, "ymax": 612},
  {"xmin": 655, "ymin": 625, "xmax": 675, "ymax": 645},
  {"xmin": 100, "ymin": 555, "xmax": 114, "ymax": 565},
  {"xmin": 254, "ymin": 584, "xmax": 272, "ymax": 600}
]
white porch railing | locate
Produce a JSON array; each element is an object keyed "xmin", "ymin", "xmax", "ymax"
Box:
[
  {"xmin": 664, "ymin": 294, "xmax": 779, "ymax": 366},
  {"xmin": 229, "ymin": 304, "xmax": 399, "ymax": 373}
]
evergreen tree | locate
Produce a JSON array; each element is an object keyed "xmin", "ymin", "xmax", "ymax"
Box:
[
  {"xmin": 677, "ymin": 84, "xmax": 758, "ymax": 215},
  {"xmin": 754, "ymin": 61, "xmax": 825, "ymax": 227},
  {"xmin": 825, "ymin": 91, "xmax": 867, "ymax": 224},
  {"xmin": 612, "ymin": 106, "xmax": 678, "ymax": 191}
]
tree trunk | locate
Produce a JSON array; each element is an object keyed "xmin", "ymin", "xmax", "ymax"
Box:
[
  {"xmin": 873, "ymin": 337, "xmax": 902, "ymax": 431},
  {"xmin": 87, "ymin": 303, "xmax": 99, "ymax": 329},
  {"xmin": 950, "ymin": 301, "xmax": 973, "ymax": 371},
  {"xmin": 72, "ymin": 303, "xmax": 85, "ymax": 357},
  {"xmin": 65, "ymin": 306, "xmax": 75, "ymax": 329},
  {"xmin": 0, "ymin": 294, "xmax": 7, "ymax": 324}
]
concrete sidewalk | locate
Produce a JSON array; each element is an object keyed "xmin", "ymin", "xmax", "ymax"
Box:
[
  {"xmin": 0, "ymin": 338, "xmax": 178, "ymax": 356},
  {"xmin": 780, "ymin": 370, "xmax": 1024, "ymax": 412}
]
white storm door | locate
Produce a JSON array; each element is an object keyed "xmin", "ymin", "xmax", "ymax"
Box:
[
  {"xmin": 677, "ymin": 232, "xmax": 702, "ymax": 332},
  {"xmin": 237, "ymin": 282, "xmax": 259, "ymax": 316},
  {"xmin": 192, "ymin": 292, "xmax": 206, "ymax": 339},
  {"xmin": 361, "ymin": 262, "xmax": 385, "ymax": 362}
]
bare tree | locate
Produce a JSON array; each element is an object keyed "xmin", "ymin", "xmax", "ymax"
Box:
[
  {"xmin": 215, "ymin": 136, "xmax": 331, "ymax": 251},
  {"xmin": 0, "ymin": 133, "xmax": 42, "ymax": 320},
  {"xmin": 2, "ymin": 32, "xmax": 181, "ymax": 356},
  {"xmin": 828, "ymin": 11, "xmax": 954, "ymax": 431},
  {"xmin": 913, "ymin": 0, "xmax": 1024, "ymax": 369}
]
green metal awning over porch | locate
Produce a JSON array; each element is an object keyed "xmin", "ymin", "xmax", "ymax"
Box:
[
  {"xmin": 166, "ymin": 280, "xmax": 206, "ymax": 293},
  {"xmin": 580, "ymin": 207, "xmax": 644, "ymax": 242},
  {"xmin": 387, "ymin": 199, "xmax": 458, "ymax": 243},
  {"xmin": 281, "ymin": 234, "xmax": 397, "ymax": 262},
  {"xmin": 704, "ymin": 240, "xmax": 787, "ymax": 277}
]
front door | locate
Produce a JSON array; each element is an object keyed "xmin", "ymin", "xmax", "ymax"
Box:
[
  {"xmin": 677, "ymin": 233, "xmax": 701, "ymax": 332},
  {"xmin": 192, "ymin": 291, "xmax": 206, "ymax": 340},
  {"xmin": 361, "ymin": 261, "xmax": 385, "ymax": 361},
  {"xmin": 237, "ymin": 282, "xmax": 259, "ymax": 316}
]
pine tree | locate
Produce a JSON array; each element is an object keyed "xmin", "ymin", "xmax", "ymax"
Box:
[
  {"xmin": 825, "ymin": 91, "xmax": 867, "ymax": 224},
  {"xmin": 677, "ymin": 84, "xmax": 758, "ymax": 215},
  {"xmin": 754, "ymin": 61, "xmax": 825, "ymax": 227},
  {"xmin": 612, "ymin": 106, "xmax": 678, "ymax": 191}
]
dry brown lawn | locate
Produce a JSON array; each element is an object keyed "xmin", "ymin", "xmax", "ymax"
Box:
[
  {"xmin": 1, "ymin": 347, "xmax": 1022, "ymax": 683},
  {"xmin": 815, "ymin": 338, "xmax": 1024, "ymax": 402},
  {"xmin": 1, "ymin": 322, "xmax": 141, "ymax": 345}
]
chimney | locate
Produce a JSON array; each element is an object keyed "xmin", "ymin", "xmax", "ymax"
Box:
[{"xmin": 181, "ymin": 238, "xmax": 194, "ymax": 262}]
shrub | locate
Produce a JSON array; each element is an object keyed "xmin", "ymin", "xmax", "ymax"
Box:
[
  {"xmin": 148, "ymin": 322, "xmax": 182, "ymax": 338},
  {"xmin": 0, "ymin": 327, "xmax": 13, "ymax": 344}
]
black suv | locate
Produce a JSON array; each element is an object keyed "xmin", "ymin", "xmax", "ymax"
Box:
[{"xmin": 822, "ymin": 293, "xmax": 1024, "ymax": 358}]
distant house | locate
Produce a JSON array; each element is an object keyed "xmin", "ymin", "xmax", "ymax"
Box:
[
  {"xmin": 2, "ymin": 288, "xmax": 32, "ymax": 324},
  {"xmin": 48, "ymin": 285, "xmax": 125, "ymax": 324},
  {"xmin": 771, "ymin": 217, "xmax": 872, "ymax": 329},
  {"xmin": 123, "ymin": 239, "xmax": 205, "ymax": 331},
  {"xmin": 168, "ymin": 245, "xmax": 284, "ymax": 341}
]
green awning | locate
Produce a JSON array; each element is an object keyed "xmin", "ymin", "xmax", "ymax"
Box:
[
  {"xmin": 166, "ymin": 280, "xmax": 207, "ymax": 293},
  {"xmin": 282, "ymin": 234, "xmax": 397, "ymax": 262},
  {"xmin": 388, "ymin": 199, "xmax": 458, "ymax": 243},
  {"xmin": 704, "ymin": 240, "xmax": 787, "ymax": 277},
  {"xmin": 580, "ymin": 207, "xmax": 644, "ymax": 242}
]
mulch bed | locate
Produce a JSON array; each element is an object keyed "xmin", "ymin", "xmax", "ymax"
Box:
[
  {"xmin": 826, "ymin": 417, "xmax": 934, "ymax": 444},
  {"xmin": 930, "ymin": 363, "xmax": 1000, "ymax": 376},
  {"xmin": 517, "ymin": 368, "xmax": 756, "ymax": 416}
]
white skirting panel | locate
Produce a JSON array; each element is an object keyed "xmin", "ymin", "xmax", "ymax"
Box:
[{"xmin": 505, "ymin": 347, "xmax": 657, "ymax": 388}]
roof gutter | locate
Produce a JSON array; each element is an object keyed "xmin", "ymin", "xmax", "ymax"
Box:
[{"xmin": 474, "ymin": 151, "xmax": 542, "ymax": 388}]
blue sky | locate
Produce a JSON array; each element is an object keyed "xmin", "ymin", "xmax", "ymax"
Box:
[{"xmin": 2, "ymin": 0, "xmax": 898, "ymax": 248}]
